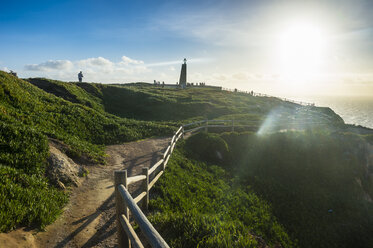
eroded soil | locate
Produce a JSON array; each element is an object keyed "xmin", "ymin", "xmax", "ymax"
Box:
[{"xmin": 0, "ymin": 137, "xmax": 169, "ymax": 248}]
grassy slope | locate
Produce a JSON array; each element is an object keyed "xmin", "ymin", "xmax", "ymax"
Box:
[
  {"xmin": 235, "ymin": 131, "xmax": 373, "ymax": 248},
  {"xmin": 184, "ymin": 131, "xmax": 373, "ymax": 248},
  {"xmin": 3, "ymin": 75, "xmax": 174, "ymax": 162},
  {"xmin": 0, "ymin": 123, "xmax": 68, "ymax": 231},
  {"xmin": 0, "ymin": 72, "xmax": 173, "ymax": 231},
  {"xmin": 27, "ymin": 78, "xmax": 345, "ymax": 128},
  {"xmin": 149, "ymin": 145, "xmax": 294, "ymax": 248},
  {"xmin": 99, "ymin": 84, "xmax": 344, "ymax": 125},
  {"xmin": 3, "ymin": 73, "xmax": 371, "ymax": 247}
]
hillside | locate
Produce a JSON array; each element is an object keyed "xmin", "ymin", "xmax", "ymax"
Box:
[
  {"xmin": 0, "ymin": 71, "xmax": 173, "ymax": 232},
  {"xmin": 170, "ymin": 131, "xmax": 373, "ymax": 248},
  {"xmin": 1, "ymin": 71, "xmax": 373, "ymax": 247},
  {"xmin": 149, "ymin": 145, "xmax": 294, "ymax": 248},
  {"xmin": 25, "ymin": 78, "xmax": 345, "ymax": 127}
]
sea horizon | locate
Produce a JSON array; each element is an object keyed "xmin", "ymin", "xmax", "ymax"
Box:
[{"xmin": 285, "ymin": 95, "xmax": 373, "ymax": 129}]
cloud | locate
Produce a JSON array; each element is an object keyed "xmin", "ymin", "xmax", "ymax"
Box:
[
  {"xmin": 25, "ymin": 60, "xmax": 73, "ymax": 71},
  {"xmin": 212, "ymin": 73, "xmax": 227, "ymax": 81},
  {"xmin": 147, "ymin": 58, "xmax": 212, "ymax": 68},
  {"xmin": 339, "ymin": 73, "xmax": 373, "ymax": 84},
  {"xmin": 146, "ymin": 60, "xmax": 181, "ymax": 67},
  {"xmin": 22, "ymin": 55, "xmax": 155, "ymax": 83},
  {"xmin": 77, "ymin": 57, "xmax": 113, "ymax": 67},
  {"xmin": 153, "ymin": 3, "xmax": 274, "ymax": 49},
  {"xmin": 232, "ymin": 72, "xmax": 248, "ymax": 80},
  {"xmin": 120, "ymin": 56, "xmax": 144, "ymax": 65},
  {"xmin": 21, "ymin": 55, "xmax": 216, "ymax": 84},
  {"xmin": 25, "ymin": 56, "xmax": 146, "ymax": 73}
]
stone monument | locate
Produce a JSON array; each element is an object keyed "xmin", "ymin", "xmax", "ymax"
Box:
[{"xmin": 179, "ymin": 58, "xmax": 187, "ymax": 88}]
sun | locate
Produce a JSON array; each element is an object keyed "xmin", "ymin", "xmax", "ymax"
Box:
[{"xmin": 276, "ymin": 22, "xmax": 327, "ymax": 81}]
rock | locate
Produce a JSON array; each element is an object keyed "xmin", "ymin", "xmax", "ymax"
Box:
[
  {"xmin": 0, "ymin": 228, "xmax": 37, "ymax": 248},
  {"xmin": 47, "ymin": 144, "xmax": 83, "ymax": 189}
]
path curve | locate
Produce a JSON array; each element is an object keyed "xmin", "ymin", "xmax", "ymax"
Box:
[{"xmin": 13, "ymin": 137, "xmax": 169, "ymax": 248}]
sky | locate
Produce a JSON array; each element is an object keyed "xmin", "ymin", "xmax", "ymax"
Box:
[{"xmin": 1, "ymin": 0, "xmax": 373, "ymax": 97}]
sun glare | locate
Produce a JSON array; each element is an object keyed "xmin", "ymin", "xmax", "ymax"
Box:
[{"xmin": 276, "ymin": 22, "xmax": 327, "ymax": 82}]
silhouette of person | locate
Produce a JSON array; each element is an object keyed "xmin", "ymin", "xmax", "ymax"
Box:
[
  {"xmin": 9, "ymin": 70, "xmax": 17, "ymax": 77},
  {"xmin": 78, "ymin": 71, "xmax": 83, "ymax": 82}
]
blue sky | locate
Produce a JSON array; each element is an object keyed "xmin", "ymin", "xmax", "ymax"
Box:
[{"xmin": 1, "ymin": 0, "xmax": 373, "ymax": 96}]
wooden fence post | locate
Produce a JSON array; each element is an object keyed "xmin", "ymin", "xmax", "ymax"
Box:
[
  {"xmin": 142, "ymin": 167, "xmax": 149, "ymax": 210},
  {"xmin": 181, "ymin": 126, "xmax": 184, "ymax": 139},
  {"xmin": 115, "ymin": 170, "xmax": 130, "ymax": 248},
  {"xmin": 205, "ymin": 119, "xmax": 208, "ymax": 132}
]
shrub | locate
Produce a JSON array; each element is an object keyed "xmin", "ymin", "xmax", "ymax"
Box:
[
  {"xmin": 220, "ymin": 131, "xmax": 373, "ymax": 248},
  {"xmin": 0, "ymin": 166, "xmax": 68, "ymax": 231},
  {"xmin": 149, "ymin": 148, "xmax": 294, "ymax": 247},
  {"xmin": 185, "ymin": 132, "xmax": 229, "ymax": 166}
]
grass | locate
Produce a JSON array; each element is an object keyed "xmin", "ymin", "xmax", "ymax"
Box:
[
  {"xmin": 0, "ymin": 166, "xmax": 68, "ymax": 232},
  {"xmin": 3, "ymin": 75, "xmax": 175, "ymax": 163},
  {"xmin": 0, "ymin": 122, "xmax": 68, "ymax": 231},
  {"xmin": 183, "ymin": 131, "xmax": 373, "ymax": 248},
  {"xmin": 149, "ymin": 145, "xmax": 294, "ymax": 248},
  {"xmin": 2, "ymin": 70, "xmax": 372, "ymax": 247},
  {"xmin": 0, "ymin": 72, "xmax": 174, "ymax": 231},
  {"xmin": 27, "ymin": 78, "xmax": 345, "ymax": 126}
]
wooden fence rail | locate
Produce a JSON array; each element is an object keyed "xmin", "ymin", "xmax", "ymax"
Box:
[
  {"xmin": 114, "ymin": 118, "xmax": 332, "ymax": 246},
  {"xmin": 114, "ymin": 119, "xmax": 267, "ymax": 247},
  {"xmin": 221, "ymin": 87, "xmax": 315, "ymax": 106},
  {"xmin": 117, "ymin": 182, "xmax": 169, "ymax": 248}
]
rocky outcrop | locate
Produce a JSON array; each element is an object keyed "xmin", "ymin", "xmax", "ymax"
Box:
[{"xmin": 47, "ymin": 143, "xmax": 86, "ymax": 189}]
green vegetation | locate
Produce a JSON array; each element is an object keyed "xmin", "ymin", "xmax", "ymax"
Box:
[
  {"xmin": 0, "ymin": 165, "xmax": 68, "ymax": 232},
  {"xmin": 2, "ymin": 71, "xmax": 372, "ymax": 248},
  {"xmin": 2, "ymin": 75, "xmax": 174, "ymax": 162},
  {"xmin": 179, "ymin": 131, "xmax": 373, "ymax": 248},
  {"xmin": 0, "ymin": 72, "xmax": 173, "ymax": 231},
  {"xmin": 0, "ymin": 122, "xmax": 68, "ymax": 231},
  {"xmin": 27, "ymin": 78, "xmax": 344, "ymax": 126},
  {"xmin": 149, "ymin": 145, "xmax": 294, "ymax": 248}
]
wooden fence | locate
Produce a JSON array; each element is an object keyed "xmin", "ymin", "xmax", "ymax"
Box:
[
  {"xmin": 114, "ymin": 120, "xmax": 242, "ymax": 248},
  {"xmin": 114, "ymin": 117, "xmax": 333, "ymax": 247},
  {"xmin": 221, "ymin": 87, "xmax": 315, "ymax": 107}
]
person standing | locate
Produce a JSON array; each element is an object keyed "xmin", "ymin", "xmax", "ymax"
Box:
[{"xmin": 78, "ymin": 71, "xmax": 84, "ymax": 82}]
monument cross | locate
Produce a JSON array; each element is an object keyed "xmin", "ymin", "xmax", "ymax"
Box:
[{"xmin": 179, "ymin": 58, "xmax": 187, "ymax": 88}]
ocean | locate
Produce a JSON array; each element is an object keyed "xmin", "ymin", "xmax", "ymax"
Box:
[{"xmin": 297, "ymin": 96, "xmax": 373, "ymax": 129}]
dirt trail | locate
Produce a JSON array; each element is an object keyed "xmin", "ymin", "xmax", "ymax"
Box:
[{"xmin": 0, "ymin": 137, "xmax": 169, "ymax": 248}]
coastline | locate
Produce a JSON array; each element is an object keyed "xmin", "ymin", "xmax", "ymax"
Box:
[{"xmin": 288, "ymin": 95, "xmax": 373, "ymax": 129}]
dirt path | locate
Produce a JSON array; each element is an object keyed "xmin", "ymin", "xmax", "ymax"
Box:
[{"xmin": 0, "ymin": 137, "xmax": 169, "ymax": 248}]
